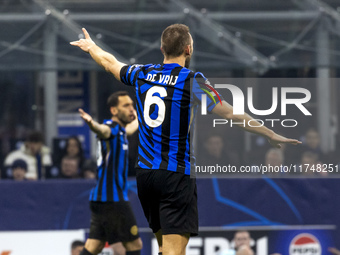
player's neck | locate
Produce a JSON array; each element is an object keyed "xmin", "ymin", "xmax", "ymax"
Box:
[
  {"xmin": 111, "ymin": 116, "xmax": 126, "ymax": 128},
  {"xmin": 163, "ymin": 56, "xmax": 185, "ymax": 67}
]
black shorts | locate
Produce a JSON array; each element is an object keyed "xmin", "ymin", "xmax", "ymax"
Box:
[
  {"xmin": 136, "ymin": 168, "xmax": 198, "ymax": 236},
  {"xmin": 89, "ymin": 201, "xmax": 140, "ymax": 244}
]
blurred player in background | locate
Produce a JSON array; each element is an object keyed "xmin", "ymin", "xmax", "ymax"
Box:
[
  {"xmin": 71, "ymin": 24, "xmax": 300, "ymax": 255},
  {"xmin": 78, "ymin": 91, "xmax": 142, "ymax": 255}
]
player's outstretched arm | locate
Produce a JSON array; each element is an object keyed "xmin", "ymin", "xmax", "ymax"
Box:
[
  {"xmin": 125, "ymin": 109, "xmax": 138, "ymax": 136},
  {"xmin": 79, "ymin": 108, "xmax": 111, "ymax": 139},
  {"xmin": 70, "ymin": 28, "xmax": 125, "ymax": 81},
  {"xmin": 329, "ymin": 247, "xmax": 340, "ymax": 255},
  {"xmin": 212, "ymin": 101, "xmax": 301, "ymax": 148}
]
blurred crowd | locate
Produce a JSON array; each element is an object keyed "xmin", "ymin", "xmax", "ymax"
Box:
[
  {"xmin": 0, "ymin": 126, "xmax": 339, "ymax": 181},
  {"xmin": 0, "ymin": 131, "xmax": 97, "ymax": 181},
  {"xmin": 197, "ymin": 127, "xmax": 340, "ymax": 177}
]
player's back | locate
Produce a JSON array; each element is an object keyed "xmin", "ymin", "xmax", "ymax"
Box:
[{"xmin": 120, "ymin": 63, "xmax": 215, "ymax": 175}]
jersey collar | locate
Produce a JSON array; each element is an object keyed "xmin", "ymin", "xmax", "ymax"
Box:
[{"xmin": 162, "ymin": 63, "xmax": 182, "ymax": 68}]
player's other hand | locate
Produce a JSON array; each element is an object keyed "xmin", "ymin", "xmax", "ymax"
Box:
[
  {"xmin": 79, "ymin": 108, "xmax": 93, "ymax": 124},
  {"xmin": 329, "ymin": 247, "xmax": 340, "ymax": 255},
  {"xmin": 70, "ymin": 28, "xmax": 96, "ymax": 53},
  {"xmin": 268, "ymin": 133, "xmax": 302, "ymax": 148}
]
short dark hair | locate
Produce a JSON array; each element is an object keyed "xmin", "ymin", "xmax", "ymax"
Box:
[
  {"xmin": 161, "ymin": 24, "xmax": 191, "ymax": 58},
  {"xmin": 26, "ymin": 131, "xmax": 44, "ymax": 143},
  {"xmin": 234, "ymin": 230, "xmax": 251, "ymax": 237},
  {"xmin": 71, "ymin": 240, "xmax": 84, "ymax": 250},
  {"xmin": 12, "ymin": 159, "xmax": 28, "ymax": 171},
  {"xmin": 107, "ymin": 91, "xmax": 130, "ymax": 108}
]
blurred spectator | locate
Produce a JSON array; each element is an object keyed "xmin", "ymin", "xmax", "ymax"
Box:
[
  {"xmin": 4, "ymin": 131, "xmax": 52, "ymax": 180},
  {"xmin": 57, "ymin": 136, "xmax": 85, "ymax": 170},
  {"xmin": 59, "ymin": 156, "xmax": 82, "ymax": 179},
  {"xmin": 300, "ymin": 128, "xmax": 324, "ymax": 162},
  {"xmin": 285, "ymin": 128, "xmax": 324, "ymax": 165},
  {"xmin": 265, "ymin": 148, "xmax": 284, "ymax": 167},
  {"xmin": 299, "ymin": 151, "xmax": 327, "ymax": 176},
  {"xmin": 264, "ymin": 148, "xmax": 286, "ymax": 176},
  {"xmin": 11, "ymin": 159, "xmax": 28, "ymax": 181},
  {"xmin": 71, "ymin": 240, "xmax": 85, "ymax": 255},
  {"xmin": 303, "ymin": 129, "xmax": 324, "ymax": 162},
  {"xmin": 219, "ymin": 230, "xmax": 254, "ymax": 255},
  {"xmin": 304, "ymin": 128, "xmax": 322, "ymax": 153},
  {"xmin": 233, "ymin": 231, "xmax": 254, "ymax": 255},
  {"xmin": 198, "ymin": 134, "xmax": 240, "ymax": 168},
  {"xmin": 82, "ymin": 158, "xmax": 97, "ymax": 179}
]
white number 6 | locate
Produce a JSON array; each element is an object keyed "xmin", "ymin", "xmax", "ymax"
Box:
[{"xmin": 144, "ymin": 86, "xmax": 167, "ymax": 128}]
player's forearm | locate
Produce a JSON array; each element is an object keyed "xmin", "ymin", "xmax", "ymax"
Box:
[
  {"xmin": 232, "ymin": 113, "xmax": 275, "ymax": 139},
  {"xmin": 87, "ymin": 119, "xmax": 102, "ymax": 134},
  {"xmin": 70, "ymin": 28, "xmax": 124, "ymax": 80},
  {"xmin": 212, "ymin": 101, "xmax": 275, "ymax": 139},
  {"xmin": 87, "ymin": 119, "xmax": 111, "ymax": 139},
  {"xmin": 88, "ymin": 45, "xmax": 118, "ymax": 72}
]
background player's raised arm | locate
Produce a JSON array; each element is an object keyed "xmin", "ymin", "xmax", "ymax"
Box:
[
  {"xmin": 78, "ymin": 108, "xmax": 111, "ymax": 139},
  {"xmin": 70, "ymin": 28, "xmax": 125, "ymax": 81},
  {"xmin": 212, "ymin": 101, "xmax": 301, "ymax": 148}
]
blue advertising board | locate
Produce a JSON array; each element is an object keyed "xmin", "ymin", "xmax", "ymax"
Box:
[{"xmin": 0, "ymin": 178, "xmax": 339, "ymax": 254}]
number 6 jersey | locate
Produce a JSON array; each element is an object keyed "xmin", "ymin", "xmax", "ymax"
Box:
[{"xmin": 120, "ymin": 63, "xmax": 222, "ymax": 175}]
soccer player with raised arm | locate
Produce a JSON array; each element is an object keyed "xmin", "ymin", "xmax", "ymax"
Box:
[
  {"xmin": 78, "ymin": 91, "xmax": 142, "ymax": 255},
  {"xmin": 71, "ymin": 24, "xmax": 301, "ymax": 255}
]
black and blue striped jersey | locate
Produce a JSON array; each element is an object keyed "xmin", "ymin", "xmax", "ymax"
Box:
[
  {"xmin": 89, "ymin": 120, "xmax": 129, "ymax": 202},
  {"xmin": 120, "ymin": 63, "xmax": 222, "ymax": 175}
]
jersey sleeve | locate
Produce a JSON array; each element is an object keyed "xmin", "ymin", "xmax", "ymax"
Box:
[
  {"xmin": 192, "ymin": 72, "xmax": 224, "ymax": 113},
  {"xmin": 109, "ymin": 125, "xmax": 120, "ymax": 137},
  {"xmin": 100, "ymin": 120, "xmax": 120, "ymax": 139},
  {"xmin": 120, "ymin": 64, "xmax": 144, "ymax": 86}
]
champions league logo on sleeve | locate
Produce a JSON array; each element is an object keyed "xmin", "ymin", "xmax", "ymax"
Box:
[
  {"xmin": 199, "ymin": 81, "xmax": 223, "ymax": 109},
  {"xmin": 289, "ymin": 233, "xmax": 321, "ymax": 255}
]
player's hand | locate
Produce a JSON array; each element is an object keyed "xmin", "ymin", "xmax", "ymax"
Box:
[
  {"xmin": 268, "ymin": 133, "xmax": 302, "ymax": 148},
  {"xmin": 132, "ymin": 108, "xmax": 137, "ymax": 120},
  {"xmin": 329, "ymin": 247, "xmax": 340, "ymax": 255},
  {"xmin": 70, "ymin": 28, "xmax": 96, "ymax": 53},
  {"xmin": 79, "ymin": 108, "xmax": 93, "ymax": 125}
]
